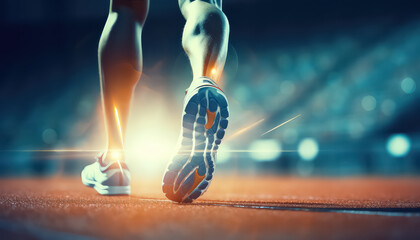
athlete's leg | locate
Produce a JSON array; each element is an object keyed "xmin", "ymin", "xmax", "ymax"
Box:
[
  {"xmin": 81, "ymin": 0, "xmax": 148, "ymax": 195},
  {"xmin": 162, "ymin": 0, "xmax": 230, "ymax": 202},
  {"xmin": 99, "ymin": 0, "xmax": 149, "ymax": 164},
  {"xmin": 179, "ymin": 0, "xmax": 229, "ymax": 83}
]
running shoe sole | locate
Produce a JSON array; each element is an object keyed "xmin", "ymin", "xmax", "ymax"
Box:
[
  {"xmin": 82, "ymin": 178, "xmax": 131, "ymax": 195},
  {"xmin": 162, "ymin": 86, "xmax": 229, "ymax": 203}
]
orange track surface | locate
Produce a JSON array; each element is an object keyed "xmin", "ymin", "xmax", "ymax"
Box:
[{"xmin": 0, "ymin": 176, "xmax": 419, "ymax": 239}]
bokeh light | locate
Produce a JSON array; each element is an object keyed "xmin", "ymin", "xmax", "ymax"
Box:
[
  {"xmin": 386, "ymin": 134, "xmax": 411, "ymax": 157},
  {"xmin": 42, "ymin": 129, "xmax": 58, "ymax": 145},
  {"xmin": 381, "ymin": 99, "xmax": 396, "ymax": 116},
  {"xmin": 217, "ymin": 144, "xmax": 231, "ymax": 163},
  {"xmin": 401, "ymin": 77, "xmax": 416, "ymax": 94},
  {"xmin": 298, "ymin": 138, "xmax": 319, "ymax": 161},
  {"xmin": 249, "ymin": 139, "xmax": 281, "ymax": 162},
  {"xmin": 361, "ymin": 95, "xmax": 376, "ymax": 111}
]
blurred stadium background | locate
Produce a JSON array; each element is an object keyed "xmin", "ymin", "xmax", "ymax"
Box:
[{"xmin": 0, "ymin": 0, "xmax": 419, "ymax": 178}]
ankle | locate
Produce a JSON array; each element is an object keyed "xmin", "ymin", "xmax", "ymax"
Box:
[
  {"xmin": 189, "ymin": 76, "xmax": 217, "ymax": 90},
  {"xmin": 101, "ymin": 150, "xmax": 125, "ymax": 165}
]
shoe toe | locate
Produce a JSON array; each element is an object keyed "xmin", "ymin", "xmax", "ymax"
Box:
[{"xmin": 81, "ymin": 164, "xmax": 96, "ymax": 186}]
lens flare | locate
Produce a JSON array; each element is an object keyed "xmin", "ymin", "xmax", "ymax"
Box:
[
  {"xmin": 110, "ymin": 151, "xmax": 121, "ymax": 159},
  {"xmin": 114, "ymin": 107, "xmax": 124, "ymax": 146},
  {"xmin": 225, "ymin": 118, "xmax": 265, "ymax": 141},
  {"xmin": 261, "ymin": 114, "xmax": 301, "ymax": 136},
  {"xmin": 0, "ymin": 149, "xmax": 100, "ymax": 152},
  {"xmin": 0, "ymin": 148, "xmax": 297, "ymax": 154},
  {"xmin": 113, "ymin": 106, "xmax": 125, "ymax": 173}
]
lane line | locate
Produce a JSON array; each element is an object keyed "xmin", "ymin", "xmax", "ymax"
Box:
[
  {"xmin": 137, "ymin": 198, "xmax": 420, "ymax": 217},
  {"xmin": 204, "ymin": 203, "xmax": 420, "ymax": 217}
]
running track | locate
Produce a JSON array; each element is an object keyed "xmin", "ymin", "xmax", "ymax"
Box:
[{"xmin": 0, "ymin": 176, "xmax": 419, "ymax": 239}]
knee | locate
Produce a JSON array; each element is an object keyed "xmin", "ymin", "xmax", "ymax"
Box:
[
  {"xmin": 201, "ymin": 8, "xmax": 228, "ymax": 38},
  {"xmin": 111, "ymin": 0, "xmax": 149, "ymax": 25},
  {"xmin": 182, "ymin": 3, "xmax": 229, "ymax": 55},
  {"xmin": 189, "ymin": 4, "xmax": 229, "ymax": 40}
]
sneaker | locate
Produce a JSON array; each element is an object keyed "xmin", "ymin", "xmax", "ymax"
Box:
[
  {"xmin": 162, "ymin": 77, "xmax": 229, "ymax": 203},
  {"xmin": 81, "ymin": 153, "xmax": 131, "ymax": 195}
]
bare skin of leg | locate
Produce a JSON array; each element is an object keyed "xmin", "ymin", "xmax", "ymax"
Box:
[
  {"xmin": 99, "ymin": 0, "xmax": 149, "ymax": 164},
  {"xmin": 161, "ymin": 1, "xmax": 230, "ymax": 202},
  {"xmin": 179, "ymin": 0, "xmax": 230, "ymax": 84}
]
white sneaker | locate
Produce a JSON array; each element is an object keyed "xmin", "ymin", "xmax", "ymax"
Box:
[{"xmin": 81, "ymin": 153, "xmax": 131, "ymax": 195}]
